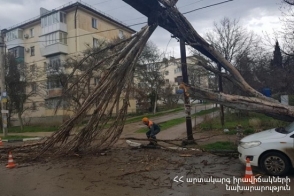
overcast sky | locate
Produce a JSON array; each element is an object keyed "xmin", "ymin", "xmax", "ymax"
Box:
[{"xmin": 0, "ymin": 0, "xmax": 284, "ymax": 58}]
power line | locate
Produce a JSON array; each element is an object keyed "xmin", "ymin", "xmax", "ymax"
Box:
[
  {"xmin": 183, "ymin": 0, "xmax": 234, "ymax": 15},
  {"xmin": 178, "ymin": 0, "xmax": 205, "ymax": 8},
  {"xmin": 104, "ymin": 5, "xmax": 129, "ymax": 12},
  {"xmin": 92, "ymin": 0, "xmax": 113, "ymax": 6}
]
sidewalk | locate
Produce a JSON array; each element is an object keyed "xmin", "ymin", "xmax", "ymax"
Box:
[
  {"xmin": 115, "ymin": 106, "xmax": 219, "ymax": 147},
  {"xmin": 1, "ymin": 104, "xmax": 216, "ymax": 142}
]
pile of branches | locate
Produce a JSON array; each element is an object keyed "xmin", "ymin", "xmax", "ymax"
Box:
[{"xmin": 38, "ymin": 25, "xmax": 157, "ymax": 156}]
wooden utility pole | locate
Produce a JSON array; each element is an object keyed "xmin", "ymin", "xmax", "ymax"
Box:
[
  {"xmin": 0, "ymin": 31, "xmax": 8, "ymax": 137},
  {"xmin": 180, "ymin": 38, "xmax": 194, "ymax": 142},
  {"xmin": 218, "ymin": 63, "xmax": 224, "ymax": 127}
]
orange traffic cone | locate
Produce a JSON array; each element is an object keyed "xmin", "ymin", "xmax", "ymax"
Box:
[
  {"xmin": 0, "ymin": 138, "xmax": 3, "ymax": 146},
  {"xmin": 242, "ymin": 158, "xmax": 256, "ymax": 184},
  {"xmin": 6, "ymin": 152, "xmax": 16, "ymax": 169}
]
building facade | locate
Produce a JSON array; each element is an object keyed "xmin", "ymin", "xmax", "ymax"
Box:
[
  {"xmin": 162, "ymin": 56, "xmax": 209, "ymax": 94},
  {"xmin": 1, "ymin": 1, "xmax": 136, "ymax": 125}
]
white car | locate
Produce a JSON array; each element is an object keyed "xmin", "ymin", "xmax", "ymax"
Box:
[{"xmin": 238, "ymin": 122, "xmax": 294, "ymax": 176}]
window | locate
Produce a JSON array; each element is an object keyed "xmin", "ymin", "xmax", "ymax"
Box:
[
  {"xmin": 30, "ymin": 64, "xmax": 35, "ymax": 73},
  {"xmin": 93, "ymin": 38, "xmax": 99, "ymax": 48},
  {"xmin": 59, "ymin": 32, "xmax": 67, "ymax": 44},
  {"xmin": 44, "ymin": 62, "xmax": 47, "ymax": 71},
  {"xmin": 32, "ymin": 102, "xmax": 36, "ymax": 110},
  {"xmin": 47, "ymin": 78, "xmax": 62, "ymax": 89},
  {"xmin": 31, "ymin": 83, "xmax": 37, "ymax": 92},
  {"xmin": 165, "ymin": 79, "xmax": 169, "ymax": 84},
  {"xmin": 6, "ymin": 29, "xmax": 23, "ymax": 41},
  {"xmin": 92, "ymin": 18, "xmax": 97, "ymax": 28},
  {"xmin": 30, "ymin": 46, "xmax": 35, "ymax": 56},
  {"xmin": 165, "ymin": 71, "xmax": 169, "ymax": 75},
  {"xmin": 48, "ymin": 56, "xmax": 61, "ymax": 73},
  {"xmin": 45, "ymin": 32, "xmax": 57, "ymax": 45},
  {"xmin": 48, "ymin": 14, "xmax": 52, "ymax": 26},
  {"xmin": 60, "ymin": 12, "xmax": 66, "ymax": 23},
  {"xmin": 41, "ymin": 12, "xmax": 64, "ymax": 27},
  {"xmin": 45, "ymin": 98, "xmax": 60, "ymax": 109},
  {"xmin": 9, "ymin": 48, "xmax": 19, "ymax": 58},
  {"xmin": 53, "ymin": 12, "xmax": 59, "ymax": 23},
  {"xmin": 118, "ymin": 30, "xmax": 124, "ymax": 39},
  {"xmin": 44, "ymin": 32, "xmax": 67, "ymax": 46},
  {"xmin": 30, "ymin": 28, "xmax": 34, "ymax": 37},
  {"xmin": 94, "ymin": 77, "xmax": 99, "ymax": 85},
  {"xmin": 175, "ymin": 76, "xmax": 183, "ymax": 85},
  {"xmin": 174, "ymin": 67, "xmax": 181, "ymax": 74}
]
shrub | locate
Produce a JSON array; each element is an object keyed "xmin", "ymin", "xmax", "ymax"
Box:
[{"xmin": 248, "ymin": 118, "xmax": 261, "ymax": 128}]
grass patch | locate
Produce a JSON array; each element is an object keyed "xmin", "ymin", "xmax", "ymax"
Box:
[
  {"xmin": 201, "ymin": 141, "xmax": 237, "ymax": 151},
  {"xmin": 8, "ymin": 126, "xmax": 57, "ymax": 133},
  {"xmin": 136, "ymin": 107, "xmax": 218, "ymax": 133},
  {"xmin": 192, "ymin": 107, "xmax": 219, "ymax": 117},
  {"xmin": 199, "ymin": 112, "xmax": 288, "ymax": 132},
  {"xmin": 1, "ymin": 135, "xmax": 37, "ymax": 140},
  {"xmin": 125, "ymin": 107, "xmax": 185, "ymax": 124}
]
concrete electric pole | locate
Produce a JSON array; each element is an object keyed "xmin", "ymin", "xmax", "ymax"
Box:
[
  {"xmin": 180, "ymin": 38, "xmax": 194, "ymax": 143},
  {"xmin": 0, "ymin": 31, "xmax": 8, "ymax": 137}
]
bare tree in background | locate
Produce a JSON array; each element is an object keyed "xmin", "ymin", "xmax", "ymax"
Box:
[
  {"xmin": 135, "ymin": 41, "xmax": 165, "ymax": 114},
  {"xmin": 159, "ymin": 82, "xmax": 181, "ymax": 107},
  {"xmin": 5, "ymin": 53, "xmax": 44, "ymax": 130},
  {"xmin": 204, "ymin": 17, "xmax": 256, "ymax": 125}
]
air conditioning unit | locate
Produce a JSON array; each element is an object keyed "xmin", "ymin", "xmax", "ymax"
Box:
[
  {"xmin": 25, "ymin": 48, "xmax": 30, "ymax": 53},
  {"xmin": 24, "ymin": 34, "xmax": 29, "ymax": 39}
]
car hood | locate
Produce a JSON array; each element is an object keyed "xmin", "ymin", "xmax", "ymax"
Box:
[{"xmin": 241, "ymin": 128, "xmax": 287, "ymax": 142}]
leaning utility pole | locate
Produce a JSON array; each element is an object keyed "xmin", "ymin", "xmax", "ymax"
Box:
[
  {"xmin": 0, "ymin": 31, "xmax": 7, "ymax": 137},
  {"xmin": 218, "ymin": 63, "xmax": 224, "ymax": 127},
  {"xmin": 180, "ymin": 38, "xmax": 194, "ymax": 143}
]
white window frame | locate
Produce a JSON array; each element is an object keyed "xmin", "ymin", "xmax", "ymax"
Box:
[
  {"xmin": 118, "ymin": 30, "xmax": 124, "ymax": 39},
  {"xmin": 92, "ymin": 18, "xmax": 97, "ymax": 29},
  {"xmin": 93, "ymin": 38, "xmax": 99, "ymax": 48},
  {"xmin": 30, "ymin": 28, "xmax": 34, "ymax": 37},
  {"xmin": 30, "ymin": 46, "xmax": 35, "ymax": 56},
  {"xmin": 31, "ymin": 83, "xmax": 37, "ymax": 92}
]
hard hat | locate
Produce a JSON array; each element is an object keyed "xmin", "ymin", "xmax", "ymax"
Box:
[{"xmin": 142, "ymin": 117, "xmax": 149, "ymax": 122}]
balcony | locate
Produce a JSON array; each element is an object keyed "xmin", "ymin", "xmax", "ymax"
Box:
[
  {"xmin": 6, "ymin": 29, "xmax": 24, "ymax": 50},
  {"xmin": 46, "ymin": 66, "xmax": 65, "ymax": 76},
  {"xmin": 47, "ymin": 88, "xmax": 63, "ymax": 98},
  {"xmin": 41, "ymin": 43, "xmax": 68, "ymax": 57},
  {"xmin": 42, "ymin": 22, "xmax": 67, "ymax": 35}
]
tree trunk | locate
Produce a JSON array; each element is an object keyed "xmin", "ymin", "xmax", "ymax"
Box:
[
  {"xmin": 17, "ymin": 112, "xmax": 24, "ymax": 131},
  {"xmin": 153, "ymin": 90, "xmax": 157, "ymax": 114},
  {"xmin": 180, "ymin": 83, "xmax": 294, "ymax": 122}
]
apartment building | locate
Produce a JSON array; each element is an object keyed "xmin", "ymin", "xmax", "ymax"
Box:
[
  {"xmin": 1, "ymin": 1, "xmax": 136, "ymax": 125},
  {"xmin": 162, "ymin": 56, "xmax": 209, "ymax": 94}
]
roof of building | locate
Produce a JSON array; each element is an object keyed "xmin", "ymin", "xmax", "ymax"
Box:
[{"xmin": 3, "ymin": 1, "xmax": 136, "ymax": 33}]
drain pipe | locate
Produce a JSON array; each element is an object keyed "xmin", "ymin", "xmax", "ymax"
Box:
[{"xmin": 74, "ymin": 4, "xmax": 78, "ymax": 52}]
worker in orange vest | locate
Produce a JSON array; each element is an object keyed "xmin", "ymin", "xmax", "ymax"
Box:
[{"xmin": 142, "ymin": 117, "xmax": 161, "ymax": 145}]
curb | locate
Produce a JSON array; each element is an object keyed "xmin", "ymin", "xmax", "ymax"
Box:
[{"xmin": 2, "ymin": 137, "xmax": 43, "ymax": 143}]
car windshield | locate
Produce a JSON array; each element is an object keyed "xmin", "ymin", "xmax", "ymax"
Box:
[{"xmin": 285, "ymin": 122, "xmax": 294, "ymax": 133}]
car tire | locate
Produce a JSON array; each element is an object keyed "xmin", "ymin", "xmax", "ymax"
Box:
[{"xmin": 260, "ymin": 152, "xmax": 290, "ymax": 176}]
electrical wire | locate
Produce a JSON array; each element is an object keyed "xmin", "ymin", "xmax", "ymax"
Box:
[
  {"xmin": 92, "ymin": 0, "xmax": 113, "ymax": 6},
  {"xmin": 183, "ymin": 0, "xmax": 234, "ymax": 15},
  {"xmin": 178, "ymin": 0, "xmax": 205, "ymax": 8}
]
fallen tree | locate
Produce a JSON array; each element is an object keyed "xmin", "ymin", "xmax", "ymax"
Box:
[
  {"xmin": 37, "ymin": 25, "xmax": 157, "ymax": 156},
  {"xmin": 31, "ymin": 0, "xmax": 294, "ymax": 156},
  {"xmin": 123, "ymin": 0, "xmax": 294, "ymax": 122}
]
